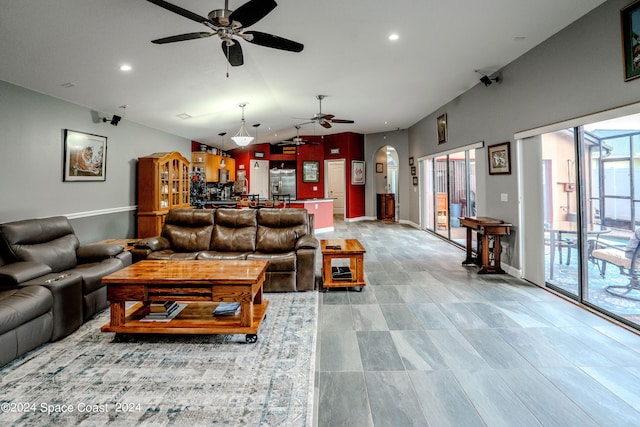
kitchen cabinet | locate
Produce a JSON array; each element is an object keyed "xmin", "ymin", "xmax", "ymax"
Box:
[
  {"xmin": 191, "ymin": 152, "xmax": 235, "ymax": 182},
  {"xmin": 137, "ymin": 151, "xmax": 191, "ymax": 238}
]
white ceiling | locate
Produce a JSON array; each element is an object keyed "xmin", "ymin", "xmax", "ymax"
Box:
[{"xmin": 0, "ymin": 0, "xmax": 607, "ymax": 148}]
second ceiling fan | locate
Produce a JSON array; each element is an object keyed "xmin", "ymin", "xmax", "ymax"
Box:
[
  {"xmin": 146, "ymin": 0, "xmax": 304, "ymax": 66},
  {"xmin": 278, "ymin": 126, "xmax": 319, "ymax": 146},
  {"xmin": 298, "ymin": 95, "xmax": 355, "ymax": 129}
]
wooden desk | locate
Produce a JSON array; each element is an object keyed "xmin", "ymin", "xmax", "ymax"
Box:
[{"xmin": 460, "ymin": 217, "xmax": 512, "ymax": 274}]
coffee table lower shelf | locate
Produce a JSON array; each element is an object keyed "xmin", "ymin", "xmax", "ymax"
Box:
[{"xmin": 101, "ymin": 301, "xmax": 269, "ymax": 342}]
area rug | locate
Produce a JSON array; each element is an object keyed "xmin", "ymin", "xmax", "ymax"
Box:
[{"xmin": 0, "ymin": 291, "xmax": 318, "ymax": 426}]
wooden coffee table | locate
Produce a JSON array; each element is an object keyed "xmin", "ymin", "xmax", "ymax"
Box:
[
  {"xmin": 100, "ymin": 259, "xmax": 269, "ymax": 343},
  {"xmin": 321, "ymin": 239, "xmax": 366, "ymax": 291}
]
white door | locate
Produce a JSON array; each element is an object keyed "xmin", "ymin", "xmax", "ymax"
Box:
[
  {"xmin": 326, "ymin": 160, "xmax": 345, "ymax": 215},
  {"xmin": 249, "ymin": 160, "xmax": 269, "ymax": 200}
]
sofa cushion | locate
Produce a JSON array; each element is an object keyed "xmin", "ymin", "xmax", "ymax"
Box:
[
  {"xmin": 0, "ymin": 286, "xmax": 52, "ymax": 335},
  {"xmin": 0, "ymin": 261, "xmax": 52, "ymax": 285},
  {"xmin": 256, "ymin": 227, "xmax": 299, "ymax": 252},
  {"xmin": 0, "ymin": 216, "xmax": 79, "ymax": 272},
  {"xmin": 196, "ymin": 251, "xmax": 249, "ymax": 260},
  {"xmin": 67, "ymin": 258, "xmax": 124, "ymax": 294},
  {"xmin": 256, "ymin": 209, "xmax": 309, "ymax": 253},
  {"xmin": 247, "ymin": 252, "xmax": 295, "ymax": 272},
  {"xmin": 162, "ymin": 209, "xmax": 214, "ymax": 252},
  {"xmin": 147, "ymin": 250, "xmax": 200, "ymax": 260},
  {"xmin": 212, "ymin": 209, "xmax": 257, "ymax": 252}
]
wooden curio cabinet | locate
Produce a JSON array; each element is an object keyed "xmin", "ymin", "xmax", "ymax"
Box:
[{"xmin": 137, "ymin": 152, "xmax": 191, "ymax": 238}]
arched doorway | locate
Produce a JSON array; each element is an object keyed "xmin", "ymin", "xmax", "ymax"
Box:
[{"xmin": 374, "ymin": 145, "xmax": 399, "ymax": 221}]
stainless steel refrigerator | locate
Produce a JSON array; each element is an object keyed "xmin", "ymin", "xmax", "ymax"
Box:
[{"xmin": 269, "ymin": 168, "xmax": 296, "ymax": 199}]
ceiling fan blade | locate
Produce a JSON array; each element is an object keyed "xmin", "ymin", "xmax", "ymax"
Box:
[
  {"xmin": 229, "ymin": 0, "xmax": 277, "ymax": 28},
  {"xmin": 322, "ymin": 114, "xmax": 335, "ymax": 120},
  {"xmin": 146, "ymin": 0, "xmax": 212, "ymax": 25},
  {"xmin": 330, "ymin": 119, "xmax": 355, "ymax": 124},
  {"xmin": 320, "ymin": 120, "xmax": 332, "ymax": 129},
  {"xmin": 151, "ymin": 32, "xmax": 214, "ymax": 44},
  {"xmin": 244, "ymin": 31, "xmax": 304, "ymax": 52},
  {"xmin": 221, "ymin": 41, "xmax": 244, "ymax": 66}
]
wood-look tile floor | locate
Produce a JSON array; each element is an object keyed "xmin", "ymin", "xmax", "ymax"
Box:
[{"xmin": 313, "ymin": 219, "xmax": 640, "ymax": 426}]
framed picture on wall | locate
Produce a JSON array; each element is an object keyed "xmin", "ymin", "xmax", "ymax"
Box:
[
  {"xmin": 302, "ymin": 161, "xmax": 319, "ymax": 183},
  {"xmin": 487, "ymin": 141, "xmax": 511, "ymax": 175},
  {"xmin": 63, "ymin": 129, "xmax": 107, "ymax": 181},
  {"xmin": 376, "ymin": 162, "xmax": 383, "ymax": 173},
  {"xmin": 622, "ymin": 0, "xmax": 640, "ymax": 81},
  {"xmin": 411, "ymin": 166, "xmax": 416, "ymax": 176},
  {"xmin": 437, "ymin": 113, "xmax": 447, "ymax": 144},
  {"xmin": 413, "ymin": 176, "xmax": 418, "ymax": 186},
  {"xmin": 351, "ymin": 160, "xmax": 365, "ymax": 185},
  {"xmin": 409, "ymin": 156, "xmax": 414, "ymax": 166}
]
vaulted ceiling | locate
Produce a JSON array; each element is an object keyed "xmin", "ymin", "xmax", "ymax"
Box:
[{"xmin": 0, "ymin": 0, "xmax": 607, "ymax": 148}]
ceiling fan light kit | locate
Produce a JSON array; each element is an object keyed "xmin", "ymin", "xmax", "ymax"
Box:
[
  {"xmin": 146, "ymin": 0, "xmax": 303, "ymax": 67},
  {"xmin": 231, "ymin": 103, "xmax": 254, "ymax": 147}
]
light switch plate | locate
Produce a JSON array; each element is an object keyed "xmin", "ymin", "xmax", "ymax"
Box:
[{"xmin": 501, "ymin": 193, "xmax": 508, "ymax": 202}]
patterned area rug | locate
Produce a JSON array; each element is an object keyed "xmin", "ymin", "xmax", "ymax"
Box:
[{"xmin": 0, "ymin": 292, "xmax": 318, "ymax": 426}]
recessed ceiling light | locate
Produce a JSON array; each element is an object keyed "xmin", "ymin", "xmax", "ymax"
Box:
[
  {"xmin": 513, "ymin": 36, "xmax": 527, "ymax": 41},
  {"xmin": 176, "ymin": 113, "xmax": 192, "ymax": 120},
  {"xmin": 119, "ymin": 64, "xmax": 132, "ymax": 72},
  {"xmin": 389, "ymin": 34, "xmax": 399, "ymax": 41},
  {"xmin": 60, "ymin": 82, "xmax": 75, "ymax": 88}
]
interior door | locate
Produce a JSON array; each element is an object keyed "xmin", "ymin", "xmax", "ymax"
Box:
[
  {"xmin": 249, "ymin": 160, "xmax": 269, "ymax": 200},
  {"xmin": 326, "ymin": 160, "xmax": 345, "ymax": 215}
]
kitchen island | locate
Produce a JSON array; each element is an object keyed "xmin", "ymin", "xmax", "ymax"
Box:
[{"xmin": 197, "ymin": 198, "xmax": 334, "ymax": 233}]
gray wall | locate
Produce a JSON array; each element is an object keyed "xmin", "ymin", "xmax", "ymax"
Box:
[
  {"xmin": 406, "ymin": 0, "xmax": 638, "ymax": 270},
  {"xmin": 0, "ymin": 80, "xmax": 191, "ymax": 243},
  {"xmin": 365, "ymin": 130, "xmax": 410, "ymax": 221}
]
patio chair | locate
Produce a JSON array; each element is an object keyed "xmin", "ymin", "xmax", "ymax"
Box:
[{"xmin": 591, "ymin": 228, "xmax": 640, "ymax": 301}]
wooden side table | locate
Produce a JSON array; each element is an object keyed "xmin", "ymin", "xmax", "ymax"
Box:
[{"xmin": 321, "ymin": 239, "xmax": 366, "ymax": 291}]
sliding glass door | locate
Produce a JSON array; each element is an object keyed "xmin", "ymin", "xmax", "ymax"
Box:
[
  {"xmin": 421, "ymin": 146, "xmax": 477, "ymax": 249},
  {"xmin": 540, "ymin": 113, "xmax": 640, "ymax": 328},
  {"xmin": 542, "ymin": 129, "xmax": 579, "ymax": 297}
]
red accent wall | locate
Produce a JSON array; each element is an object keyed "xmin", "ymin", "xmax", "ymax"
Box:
[
  {"xmin": 219, "ymin": 132, "xmax": 366, "ymax": 219},
  {"xmin": 296, "ymin": 137, "xmax": 324, "ymax": 199},
  {"xmin": 324, "ymin": 132, "xmax": 365, "ymax": 218}
]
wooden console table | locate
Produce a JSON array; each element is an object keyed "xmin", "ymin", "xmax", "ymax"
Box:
[{"xmin": 460, "ymin": 216, "xmax": 512, "ymax": 274}]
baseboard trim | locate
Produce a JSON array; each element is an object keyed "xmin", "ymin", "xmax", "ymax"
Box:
[
  {"xmin": 344, "ymin": 216, "xmax": 376, "ymax": 222},
  {"xmin": 314, "ymin": 226, "xmax": 334, "ymax": 234},
  {"xmin": 64, "ymin": 206, "xmax": 137, "ymax": 220},
  {"xmin": 501, "ymin": 263, "xmax": 521, "ymax": 278}
]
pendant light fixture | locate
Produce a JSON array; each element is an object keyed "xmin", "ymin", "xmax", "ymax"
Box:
[
  {"xmin": 218, "ymin": 132, "xmax": 226, "ymax": 169},
  {"xmin": 231, "ymin": 103, "xmax": 254, "ymax": 147}
]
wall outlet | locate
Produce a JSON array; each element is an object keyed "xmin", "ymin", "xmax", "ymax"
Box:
[
  {"xmin": 313, "ymin": 186, "xmax": 318, "ymax": 191},
  {"xmin": 501, "ymin": 193, "xmax": 508, "ymax": 202}
]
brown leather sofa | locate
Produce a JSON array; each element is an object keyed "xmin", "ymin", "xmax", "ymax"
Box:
[
  {"xmin": 132, "ymin": 208, "xmax": 318, "ymax": 292},
  {"xmin": 0, "ymin": 216, "xmax": 132, "ymax": 367}
]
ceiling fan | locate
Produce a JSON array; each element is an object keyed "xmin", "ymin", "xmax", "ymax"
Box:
[
  {"xmin": 278, "ymin": 126, "xmax": 319, "ymax": 146},
  {"xmin": 297, "ymin": 95, "xmax": 355, "ymax": 129},
  {"xmin": 145, "ymin": 0, "xmax": 304, "ymax": 67}
]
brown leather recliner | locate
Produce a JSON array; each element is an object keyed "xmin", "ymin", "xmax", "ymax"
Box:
[
  {"xmin": 0, "ymin": 215, "xmax": 132, "ymax": 367},
  {"xmin": 133, "ymin": 208, "xmax": 319, "ymax": 292}
]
